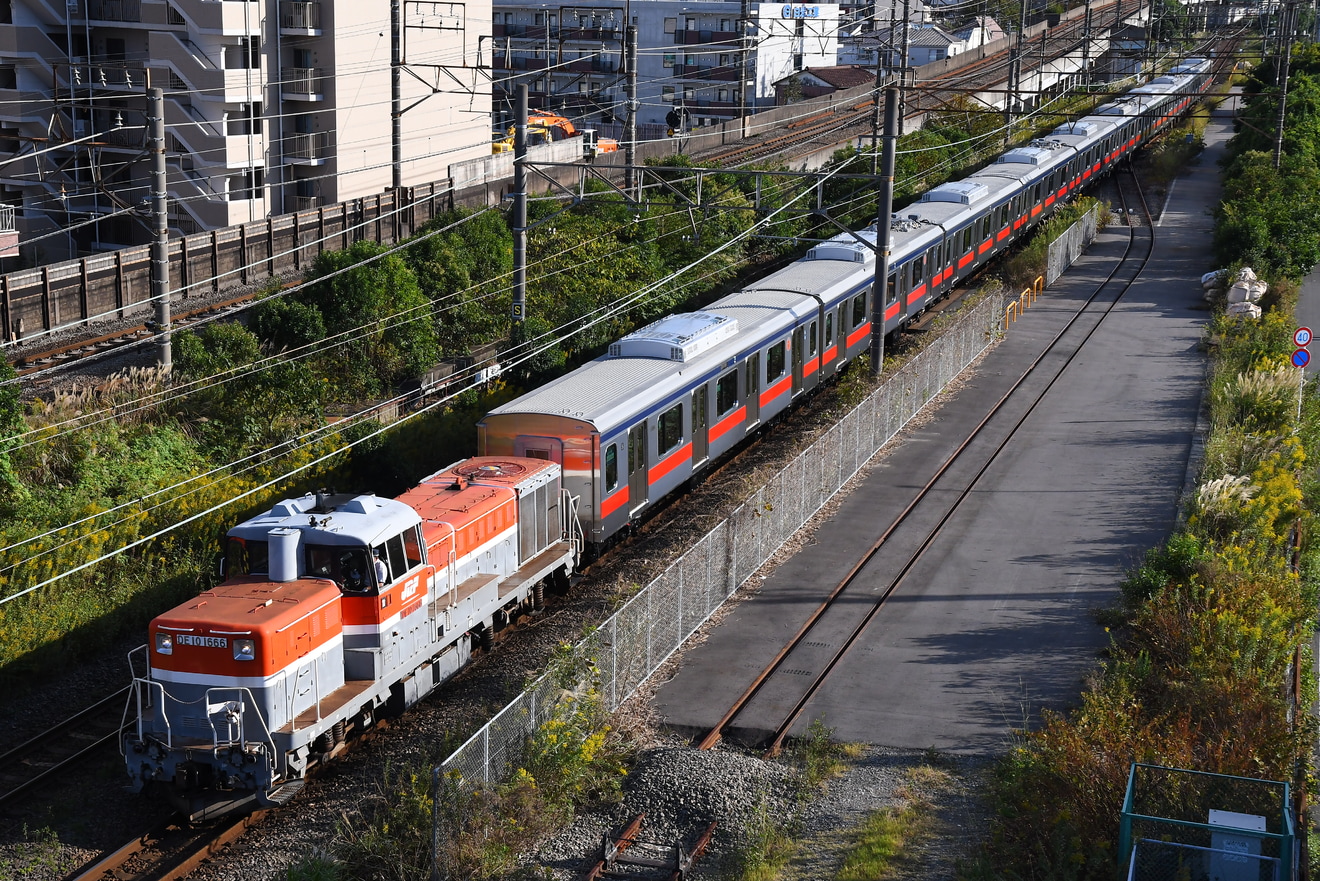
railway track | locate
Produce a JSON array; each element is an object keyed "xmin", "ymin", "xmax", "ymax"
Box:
[
  {"xmin": 0, "ymin": 686, "xmax": 132, "ymax": 810},
  {"xmin": 696, "ymin": 161, "xmax": 1155, "ymax": 753},
  {"xmin": 72, "ymin": 811, "xmax": 267, "ymax": 881},
  {"xmin": 13, "ymin": 292, "xmax": 255, "ymax": 379}
]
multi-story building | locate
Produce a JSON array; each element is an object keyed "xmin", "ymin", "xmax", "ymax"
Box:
[
  {"xmin": 0, "ymin": 0, "xmax": 492, "ymax": 259},
  {"xmin": 492, "ymin": 1, "xmax": 840, "ymax": 132}
]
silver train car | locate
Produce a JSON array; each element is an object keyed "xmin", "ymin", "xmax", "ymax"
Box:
[{"xmin": 480, "ymin": 58, "xmax": 1215, "ymax": 548}]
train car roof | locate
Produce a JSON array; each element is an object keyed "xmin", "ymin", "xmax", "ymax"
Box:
[
  {"xmin": 485, "ymin": 287, "xmax": 827, "ymax": 432},
  {"xmin": 228, "ymin": 492, "xmax": 421, "ymax": 548}
]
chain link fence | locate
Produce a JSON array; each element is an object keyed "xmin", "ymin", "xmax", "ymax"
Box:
[
  {"xmin": 1046, "ymin": 203, "xmax": 1101, "ymax": 286},
  {"xmin": 430, "ymin": 292, "xmax": 1004, "ymax": 868}
]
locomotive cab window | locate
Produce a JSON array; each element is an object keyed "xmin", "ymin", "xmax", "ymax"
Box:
[
  {"xmin": 767, "ymin": 340, "xmax": 786, "ymax": 381},
  {"xmin": 225, "ymin": 537, "xmax": 268, "ymax": 576},
  {"xmin": 716, "ymin": 371, "xmax": 738, "ymax": 415},
  {"xmin": 658, "ymin": 403, "xmax": 683, "ymax": 456},
  {"xmin": 604, "ymin": 443, "xmax": 619, "ymax": 493}
]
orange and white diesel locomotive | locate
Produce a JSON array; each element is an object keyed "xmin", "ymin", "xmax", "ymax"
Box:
[{"xmin": 123, "ymin": 457, "xmax": 580, "ymax": 819}]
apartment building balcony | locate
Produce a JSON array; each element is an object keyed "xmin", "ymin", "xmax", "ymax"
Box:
[
  {"xmin": 279, "ymin": 1, "xmax": 323, "ymax": 35},
  {"xmin": 559, "ymin": 26, "xmax": 621, "ymax": 42},
  {"xmin": 494, "ymin": 23, "xmax": 550, "ymax": 39},
  {"xmin": 284, "ymin": 130, "xmax": 328, "ymax": 165},
  {"xmin": 0, "ymin": 205, "xmax": 16, "ymax": 259},
  {"xmin": 187, "ymin": 0, "xmax": 264, "ymax": 36},
  {"xmin": 294, "ymin": 195, "xmax": 322, "ymax": 210},
  {"xmin": 676, "ymin": 63, "xmax": 740, "ymax": 81},
  {"xmin": 673, "ymin": 30, "xmax": 739, "ymax": 46},
  {"xmin": 86, "ymin": 0, "xmax": 141, "ymax": 22},
  {"xmin": 281, "ymin": 67, "xmax": 324, "ymax": 101},
  {"xmin": 495, "ymin": 55, "xmax": 549, "ymax": 72},
  {"xmin": 565, "ymin": 57, "xmax": 616, "ymax": 73}
]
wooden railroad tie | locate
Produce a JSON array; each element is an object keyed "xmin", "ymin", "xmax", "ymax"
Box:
[{"xmin": 582, "ymin": 812, "xmax": 718, "ymax": 881}]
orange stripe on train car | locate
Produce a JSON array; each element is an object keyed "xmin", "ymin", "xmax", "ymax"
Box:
[
  {"xmin": 1031, "ymin": 204, "xmax": 1042, "ymax": 217},
  {"xmin": 710, "ymin": 406, "xmax": 746, "ymax": 443},
  {"xmin": 996, "ymin": 226, "xmax": 1010, "ymax": 242},
  {"xmin": 978, "ymin": 238, "xmax": 993, "ymax": 254},
  {"xmin": 601, "ymin": 485, "xmax": 629, "ymax": 517},
  {"xmin": 958, "ymin": 252, "xmax": 974, "ymax": 268},
  {"xmin": 804, "ymin": 356, "xmax": 820, "ymax": 377},
  {"xmin": 759, "ymin": 374, "xmax": 792, "ymax": 409},
  {"xmin": 649, "ymin": 442, "xmax": 692, "ymax": 485},
  {"xmin": 848, "ymin": 321, "xmax": 872, "ymax": 346},
  {"xmin": 907, "ymin": 283, "xmax": 926, "ymax": 304}
]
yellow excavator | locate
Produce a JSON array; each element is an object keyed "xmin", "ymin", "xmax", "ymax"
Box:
[{"xmin": 492, "ymin": 111, "xmax": 619, "ymax": 154}]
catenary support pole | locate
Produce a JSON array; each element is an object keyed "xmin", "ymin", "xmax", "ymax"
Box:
[
  {"xmin": 512, "ymin": 85, "xmax": 528, "ymax": 326},
  {"xmin": 869, "ymin": 84, "xmax": 898, "ymax": 379},
  {"xmin": 149, "ymin": 86, "xmax": 171, "ymax": 369},
  {"xmin": 391, "ymin": 0, "xmax": 402, "ymax": 190},
  {"xmin": 625, "ymin": 25, "xmax": 638, "ymax": 193}
]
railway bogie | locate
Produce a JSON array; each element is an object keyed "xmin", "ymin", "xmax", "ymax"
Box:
[{"xmin": 123, "ymin": 456, "xmax": 580, "ymax": 820}]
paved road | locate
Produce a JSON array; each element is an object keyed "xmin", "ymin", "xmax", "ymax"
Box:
[{"xmin": 654, "ymin": 108, "xmax": 1233, "ymax": 755}]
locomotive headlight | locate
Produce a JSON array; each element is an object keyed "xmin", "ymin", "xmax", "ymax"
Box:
[
  {"xmin": 155, "ymin": 632, "xmax": 173, "ymax": 654},
  {"xmin": 234, "ymin": 639, "xmax": 255, "ymax": 661}
]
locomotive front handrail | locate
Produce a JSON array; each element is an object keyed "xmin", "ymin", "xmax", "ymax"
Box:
[
  {"xmin": 204, "ymin": 686, "xmax": 277, "ymax": 762},
  {"xmin": 131, "ymin": 677, "xmax": 172, "ymax": 748}
]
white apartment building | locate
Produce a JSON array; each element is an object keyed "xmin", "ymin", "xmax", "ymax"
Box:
[
  {"xmin": 492, "ymin": 1, "xmax": 840, "ymax": 132},
  {"xmin": 0, "ymin": 0, "xmax": 491, "ymax": 258}
]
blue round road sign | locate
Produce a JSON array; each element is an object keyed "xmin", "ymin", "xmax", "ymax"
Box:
[{"xmin": 1293, "ymin": 348, "xmax": 1311, "ymax": 368}]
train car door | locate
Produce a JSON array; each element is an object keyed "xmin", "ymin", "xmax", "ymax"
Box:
[
  {"xmin": 791, "ymin": 327, "xmax": 804, "ymax": 396},
  {"xmin": 692, "ymin": 386, "xmax": 709, "ymax": 467},
  {"xmin": 627, "ymin": 423, "xmax": 648, "ymax": 516},
  {"xmin": 745, "ymin": 353, "xmax": 761, "ymax": 425}
]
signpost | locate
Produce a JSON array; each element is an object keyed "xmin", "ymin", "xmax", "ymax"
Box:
[{"xmin": 1292, "ymin": 326, "xmax": 1311, "ymax": 370}]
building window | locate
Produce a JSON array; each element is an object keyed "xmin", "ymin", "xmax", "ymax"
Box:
[
  {"xmin": 685, "ymin": 17, "xmax": 696, "ymax": 30},
  {"xmin": 0, "ymin": 66, "xmax": 15, "ymax": 90},
  {"xmin": 717, "ymin": 89, "xmax": 727, "ymax": 102},
  {"xmin": 664, "ymin": 17, "xmax": 676, "ymax": 33},
  {"xmin": 684, "ymin": 54, "xmax": 695, "ymax": 66},
  {"xmin": 534, "ymin": 11, "xmax": 543, "ymax": 25},
  {"xmin": 663, "ymin": 53, "xmax": 675, "ymax": 68},
  {"xmin": 658, "ymin": 404, "xmax": 683, "ymax": 456},
  {"xmin": 720, "ymin": 18, "xmax": 730, "ymax": 31},
  {"xmin": 683, "ymin": 87, "xmax": 694, "ymax": 100},
  {"xmin": 226, "ymin": 102, "xmax": 261, "ymax": 136},
  {"xmin": 662, "ymin": 86, "xmax": 675, "ymax": 102},
  {"xmin": 719, "ymin": 54, "xmax": 730, "ymax": 66},
  {"xmin": 230, "ymin": 167, "xmax": 265, "ymax": 201}
]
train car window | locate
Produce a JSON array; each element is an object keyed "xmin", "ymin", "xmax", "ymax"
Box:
[
  {"xmin": 767, "ymin": 341, "xmax": 786, "ymax": 381},
  {"xmin": 926, "ymin": 246, "xmax": 937, "ymax": 277},
  {"xmin": 716, "ymin": 371, "xmax": 737, "ymax": 415},
  {"xmin": 961, "ymin": 226, "xmax": 972, "ymax": 252},
  {"xmin": 658, "ymin": 403, "xmax": 683, "ymax": 456},
  {"xmin": 825, "ymin": 312, "xmax": 834, "ymax": 347},
  {"xmin": 605, "ymin": 443, "xmax": 619, "ymax": 493},
  {"xmin": 886, "ymin": 271, "xmax": 897, "ymax": 305},
  {"xmin": 339, "ymin": 548, "xmax": 371, "ymax": 592},
  {"xmin": 913, "ymin": 252, "xmax": 925, "ymax": 281},
  {"xmin": 403, "ymin": 525, "xmax": 423, "ymax": 569},
  {"xmin": 808, "ymin": 320, "xmax": 818, "ymax": 356},
  {"xmin": 226, "ymin": 537, "xmax": 267, "ymax": 575}
]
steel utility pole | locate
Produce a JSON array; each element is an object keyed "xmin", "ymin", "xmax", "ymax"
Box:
[
  {"xmin": 625, "ymin": 25, "xmax": 638, "ymax": 193},
  {"xmin": 391, "ymin": 0, "xmax": 402, "ymax": 190},
  {"xmin": 739, "ymin": 0, "xmax": 751, "ymax": 138},
  {"xmin": 897, "ymin": 0, "xmax": 911, "ymax": 135},
  {"xmin": 149, "ymin": 86, "xmax": 171, "ymax": 369},
  {"xmin": 1005, "ymin": 0, "xmax": 1027, "ymax": 147},
  {"xmin": 512, "ymin": 85, "xmax": 528, "ymax": 326},
  {"xmin": 869, "ymin": 84, "xmax": 898, "ymax": 378}
]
